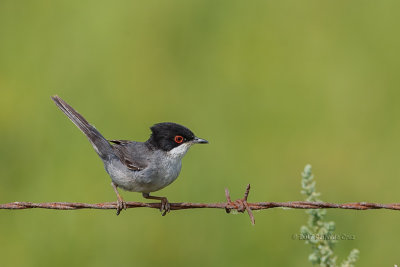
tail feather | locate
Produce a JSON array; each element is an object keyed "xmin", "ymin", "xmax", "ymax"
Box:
[{"xmin": 51, "ymin": 95, "xmax": 114, "ymax": 159}]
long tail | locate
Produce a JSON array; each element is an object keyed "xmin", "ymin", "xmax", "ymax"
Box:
[{"xmin": 51, "ymin": 95, "xmax": 114, "ymax": 160}]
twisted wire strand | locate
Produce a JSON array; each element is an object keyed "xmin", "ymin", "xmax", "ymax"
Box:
[{"xmin": 1, "ymin": 184, "xmax": 399, "ymax": 224}]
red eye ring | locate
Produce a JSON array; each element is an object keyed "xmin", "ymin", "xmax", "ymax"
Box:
[{"xmin": 174, "ymin": 135, "xmax": 184, "ymax": 144}]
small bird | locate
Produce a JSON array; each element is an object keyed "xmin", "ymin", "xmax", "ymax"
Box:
[{"xmin": 51, "ymin": 95, "xmax": 208, "ymax": 215}]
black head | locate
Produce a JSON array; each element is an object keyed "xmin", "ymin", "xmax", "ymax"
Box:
[{"xmin": 147, "ymin": 122, "xmax": 208, "ymax": 151}]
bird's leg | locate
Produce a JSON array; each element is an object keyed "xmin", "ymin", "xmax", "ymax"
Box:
[
  {"xmin": 142, "ymin": 193, "xmax": 170, "ymax": 216},
  {"xmin": 111, "ymin": 182, "xmax": 127, "ymax": 215}
]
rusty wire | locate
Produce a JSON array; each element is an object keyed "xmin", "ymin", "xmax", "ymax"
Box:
[{"xmin": 1, "ymin": 184, "xmax": 400, "ymax": 225}]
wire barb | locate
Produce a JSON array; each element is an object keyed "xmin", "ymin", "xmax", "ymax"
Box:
[
  {"xmin": 2, "ymin": 185, "xmax": 400, "ymax": 225},
  {"xmin": 224, "ymin": 184, "xmax": 255, "ymax": 225}
]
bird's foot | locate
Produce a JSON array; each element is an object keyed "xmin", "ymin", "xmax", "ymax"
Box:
[
  {"xmin": 160, "ymin": 197, "xmax": 170, "ymax": 216},
  {"xmin": 111, "ymin": 182, "xmax": 126, "ymax": 216},
  {"xmin": 116, "ymin": 198, "xmax": 127, "ymax": 216},
  {"xmin": 142, "ymin": 193, "xmax": 170, "ymax": 216}
]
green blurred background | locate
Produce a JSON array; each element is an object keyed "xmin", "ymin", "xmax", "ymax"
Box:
[{"xmin": 1, "ymin": 1, "xmax": 400, "ymax": 266}]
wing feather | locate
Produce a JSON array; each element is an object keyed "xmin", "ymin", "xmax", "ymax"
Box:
[{"xmin": 109, "ymin": 140, "xmax": 149, "ymax": 171}]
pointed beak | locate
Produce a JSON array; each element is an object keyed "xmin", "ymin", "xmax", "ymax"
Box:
[{"xmin": 192, "ymin": 137, "xmax": 209, "ymax": 144}]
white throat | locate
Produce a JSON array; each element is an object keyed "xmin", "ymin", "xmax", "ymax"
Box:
[{"xmin": 167, "ymin": 143, "xmax": 192, "ymax": 159}]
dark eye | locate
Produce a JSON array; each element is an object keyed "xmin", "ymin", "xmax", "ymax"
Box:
[{"xmin": 174, "ymin": 135, "xmax": 184, "ymax": 144}]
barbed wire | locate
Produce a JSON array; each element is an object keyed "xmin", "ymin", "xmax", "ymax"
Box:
[{"xmin": 1, "ymin": 184, "xmax": 400, "ymax": 225}]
